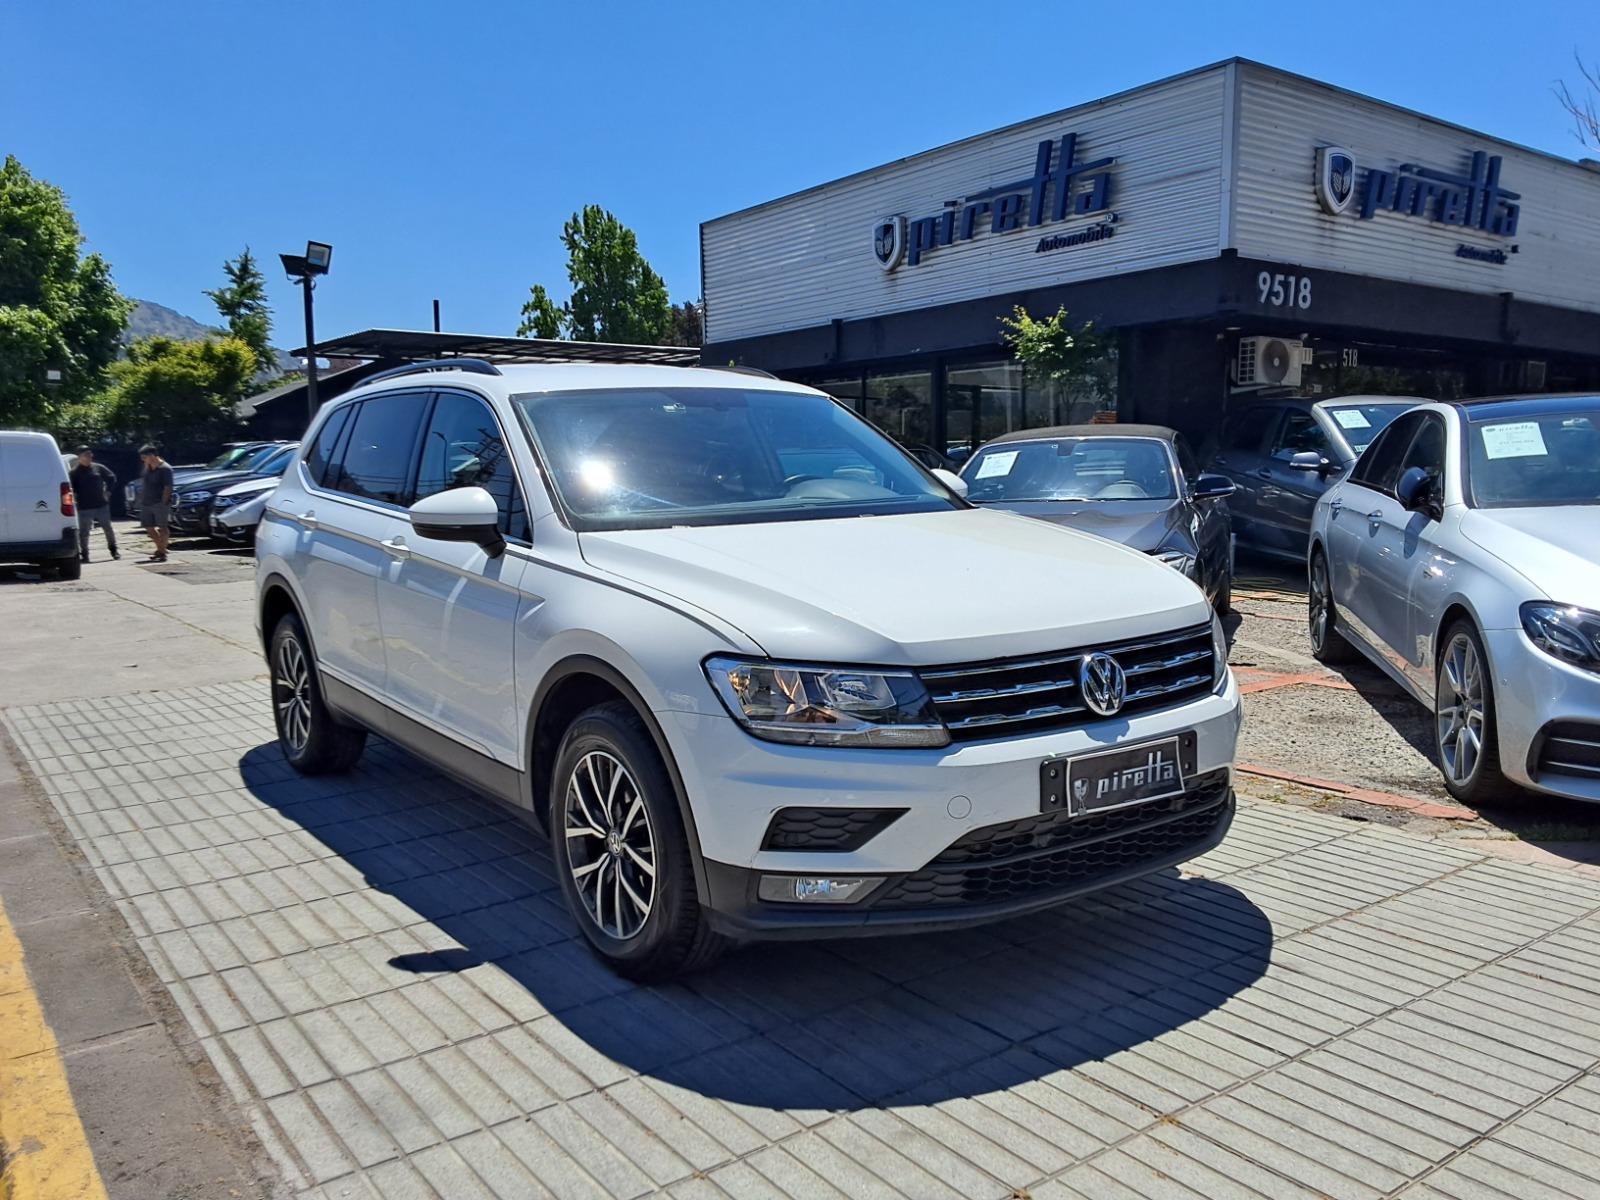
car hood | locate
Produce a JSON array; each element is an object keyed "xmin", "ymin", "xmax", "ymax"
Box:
[
  {"xmin": 578, "ymin": 507, "xmax": 1211, "ymax": 665},
  {"xmin": 971, "ymin": 498, "xmax": 1184, "ymax": 553},
  {"xmin": 218, "ymin": 475, "xmax": 280, "ymax": 498},
  {"xmin": 173, "ymin": 467, "xmax": 262, "ymax": 492},
  {"xmin": 1461, "ymin": 507, "xmax": 1600, "ymax": 601}
]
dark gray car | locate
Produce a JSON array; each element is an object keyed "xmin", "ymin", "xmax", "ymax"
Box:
[
  {"xmin": 1210, "ymin": 395, "xmax": 1421, "ymax": 561},
  {"xmin": 959, "ymin": 424, "xmax": 1236, "ymax": 612}
]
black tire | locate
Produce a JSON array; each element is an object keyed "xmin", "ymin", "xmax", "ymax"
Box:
[
  {"xmin": 1435, "ymin": 620, "xmax": 1514, "ymax": 806},
  {"xmin": 269, "ymin": 613, "xmax": 366, "ymax": 774},
  {"xmin": 56, "ymin": 556, "xmax": 81, "ymax": 581},
  {"xmin": 1212, "ymin": 567, "xmax": 1232, "ymax": 617},
  {"xmin": 551, "ymin": 701, "xmax": 726, "ymax": 981},
  {"xmin": 1307, "ymin": 549, "xmax": 1357, "ymax": 664}
]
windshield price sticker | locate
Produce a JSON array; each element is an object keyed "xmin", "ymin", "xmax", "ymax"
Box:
[
  {"xmin": 1332, "ymin": 409, "xmax": 1371, "ymax": 430},
  {"xmin": 1481, "ymin": 421, "xmax": 1548, "ymax": 460},
  {"xmin": 975, "ymin": 451, "xmax": 1019, "ymax": 479}
]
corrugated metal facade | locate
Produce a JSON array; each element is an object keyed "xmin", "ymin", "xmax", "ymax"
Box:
[
  {"xmin": 1230, "ymin": 64, "xmax": 1600, "ymax": 316},
  {"xmin": 701, "ymin": 66, "xmax": 1231, "ymax": 345}
]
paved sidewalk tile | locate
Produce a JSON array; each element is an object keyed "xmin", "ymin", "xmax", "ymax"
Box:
[{"xmin": 8, "ymin": 681, "xmax": 1600, "ymax": 1198}]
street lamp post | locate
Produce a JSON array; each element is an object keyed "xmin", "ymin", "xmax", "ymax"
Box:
[{"xmin": 279, "ymin": 241, "xmax": 333, "ymax": 426}]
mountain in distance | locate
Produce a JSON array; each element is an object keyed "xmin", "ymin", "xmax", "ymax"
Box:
[{"xmin": 125, "ymin": 299, "xmax": 301, "ymax": 376}]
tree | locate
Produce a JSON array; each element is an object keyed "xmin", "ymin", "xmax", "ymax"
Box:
[
  {"xmin": 517, "ymin": 284, "xmax": 565, "ymax": 339},
  {"xmin": 516, "ymin": 206, "xmax": 672, "ymax": 344},
  {"xmin": 204, "ymin": 247, "xmax": 273, "ymax": 372},
  {"xmin": 1556, "ymin": 52, "xmax": 1600, "ymax": 149},
  {"xmin": 97, "ymin": 336, "xmax": 254, "ymax": 456},
  {"xmin": 999, "ymin": 305, "xmax": 1117, "ymax": 422},
  {"xmin": 0, "ymin": 155, "xmax": 132, "ymax": 428},
  {"xmin": 662, "ymin": 299, "xmax": 703, "ymax": 347}
]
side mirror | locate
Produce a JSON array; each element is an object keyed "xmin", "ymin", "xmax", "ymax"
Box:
[
  {"xmin": 1192, "ymin": 473, "xmax": 1236, "ymax": 500},
  {"xmin": 1396, "ymin": 466, "xmax": 1439, "ymax": 518},
  {"xmin": 1289, "ymin": 450, "xmax": 1332, "ymax": 474},
  {"xmin": 933, "ymin": 467, "xmax": 969, "ymax": 499},
  {"xmin": 408, "ymin": 486, "xmax": 506, "ymax": 556}
]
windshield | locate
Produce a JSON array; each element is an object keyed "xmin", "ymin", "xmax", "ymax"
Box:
[
  {"xmin": 514, "ymin": 388, "xmax": 958, "ymax": 530},
  {"xmin": 205, "ymin": 445, "xmax": 257, "ymax": 469},
  {"xmin": 1323, "ymin": 404, "xmax": 1411, "ymax": 456},
  {"xmin": 961, "ymin": 438, "xmax": 1177, "ymax": 502},
  {"xmin": 253, "ymin": 445, "xmax": 296, "ymax": 476},
  {"xmin": 1467, "ymin": 405, "xmax": 1600, "ymax": 508}
]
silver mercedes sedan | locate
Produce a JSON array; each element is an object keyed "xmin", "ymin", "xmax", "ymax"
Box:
[{"xmin": 1306, "ymin": 395, "xmax": 1600, "ymax": 805}]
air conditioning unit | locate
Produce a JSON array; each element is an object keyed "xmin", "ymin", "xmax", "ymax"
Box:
[{"xmin": 1236, "ymin": 336, "xmax": 1310, "ymax": 388}]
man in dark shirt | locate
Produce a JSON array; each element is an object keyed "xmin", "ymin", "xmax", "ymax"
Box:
[
  {"xmin": 69, "ymin": 448, "xmax": 119, "ymax": 562},
  {"xmin": 138, "ymin": 444, "xmax": 174, "ymax": 563}
]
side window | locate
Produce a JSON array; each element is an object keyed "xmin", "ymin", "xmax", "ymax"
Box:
[
  {"xmin": 304, "ymin": 404, "xmax": 353, "ymax": 486},
  {"xmin": 415, "ymin": 391, "xmax": 530, "ymax": 541},
  {"xmin": 1269, "ymin": 411, "xmax": 1331, "ymax": 461},
  {"xmin": 1350, "ymin": 411, "xmax": 1424, "ymax": 494},
  {"xmin": 1173, "ymin": 435, "xmax": 1200, "ymax": 484},
  {"xmin": 1399, "ymin": 416, "xmax": 1445, "ymax": 482},
  {"xmin": 331, "ymin": 391, "xmax": 429, "ymax": 505},
  {"xmin": 1224, "ymin": 407, "xmax": 1273, "ymax": 453}
]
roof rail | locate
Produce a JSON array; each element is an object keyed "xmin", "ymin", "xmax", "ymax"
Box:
[
  {"xmin": 707, "ymin": 364, "xmax": 778, "ymax": 380},
  {"xmin": 360, "ymin": 358, "xmax": 503, "ymax": 386}
]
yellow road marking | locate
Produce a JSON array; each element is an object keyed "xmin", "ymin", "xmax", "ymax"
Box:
[{"xmin": 0, "ymin": 895, "xmax": 108, "ymax": 1200}]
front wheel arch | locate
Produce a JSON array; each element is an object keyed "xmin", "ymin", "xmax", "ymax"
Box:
[{"xmin": 526, "ymin": 656, "xmax": 710, "ymax": 905}]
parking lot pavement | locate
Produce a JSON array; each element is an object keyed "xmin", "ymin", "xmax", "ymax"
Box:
[{"xmin": 8, "ymin": 668, "xmax": 1600, "ymax": 1200}]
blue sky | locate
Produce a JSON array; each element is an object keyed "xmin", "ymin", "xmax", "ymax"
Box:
[{"xmin": 6, "ymin": 0, "xmax": 1597, "ymax": 348}]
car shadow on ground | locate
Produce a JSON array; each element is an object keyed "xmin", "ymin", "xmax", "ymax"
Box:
[{"xmin": 237, "ymin": 741, "xmax": 1272, "ymax": 1110}]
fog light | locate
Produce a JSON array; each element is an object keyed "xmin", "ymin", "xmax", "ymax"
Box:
[{"xmin": 757, "ymin": 875, "xmax": 883, "ymax": 904}]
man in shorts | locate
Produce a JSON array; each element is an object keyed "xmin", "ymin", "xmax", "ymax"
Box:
[{"xmin": 138, "ymin": 445, "xmax": 174, "ymax": 563}]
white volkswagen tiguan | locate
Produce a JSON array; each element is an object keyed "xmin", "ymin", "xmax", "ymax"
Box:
[{"xmin": 256, "ymin": 360, "xmax": 1241, "ymax": 978}]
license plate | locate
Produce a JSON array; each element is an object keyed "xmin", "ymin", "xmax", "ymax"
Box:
[{"xmin": 1040, "ymin": 736, "xmax": 1188, "ymax": 815}]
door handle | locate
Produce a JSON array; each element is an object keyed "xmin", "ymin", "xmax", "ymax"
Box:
[
  {"xmin": 1254, "ymin": 469, "xmax": 1272, "ymax": 481},
  {"xmin": 1366, "ymin": 510, "xmax": 1384, "ymax": 523},
  {"xmin": 380, "ymin": 537, "xmax": 410, "ymax": 558},
  {"xmin": 298, "ymin": 510, "xmax": 317, "ymax": 529},
  {"xmin": 1329, "ymin": 499, "xmax": 1343, "ymax": 517}
]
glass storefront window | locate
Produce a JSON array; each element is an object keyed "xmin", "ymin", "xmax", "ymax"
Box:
[
  {"xmin": 864, "ymin": 369, "xmax": 933, "ymax": 454},
  {"xmin": 815, "ymin": 374, "xmax": 864, "ymax": 411},
  {"xmin": 946, "ymin": 361, "xmax": 1028, "ymax": 464}
]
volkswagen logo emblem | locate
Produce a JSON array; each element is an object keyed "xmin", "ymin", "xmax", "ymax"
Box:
[
  {"xmin": 1079, "ymin": 651, "xmax": 1127, "ymax": 717},
  {"xmin": 872, "ymin": 214, "xmax": 906, "ymax": 272}
]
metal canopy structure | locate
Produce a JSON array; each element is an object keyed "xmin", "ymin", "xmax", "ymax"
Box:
[{"xmin": 294, "ymin": 328, "xmax": 700, "ymax": 367}]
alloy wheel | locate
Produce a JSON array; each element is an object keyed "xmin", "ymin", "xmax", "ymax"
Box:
[
  {"xmin": 1309, "ymin": 557, "xmax": 1332, "ymax": 648},
  {"xmin": 273, "ymin": 636, "xmax": 312, "ymax": 753},
  {"xmin": 564, "ymin": 750, "xmax": 657, "ymax": 939},
  {"xmin": 1437, "ymin": 633, "xmax": 1486, "ymax": 785}
]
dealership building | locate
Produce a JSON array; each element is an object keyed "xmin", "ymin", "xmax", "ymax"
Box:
[{"xmin": 700, "ymin": 59, "xmax": 1600, "ymax": 459}]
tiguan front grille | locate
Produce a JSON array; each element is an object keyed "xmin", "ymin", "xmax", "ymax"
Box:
[{"xmin": 921, "ymin": 624, "xmax": 1216, "ymax": 742}]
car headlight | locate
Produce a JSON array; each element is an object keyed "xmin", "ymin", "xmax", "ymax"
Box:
[
  {"xmin": 179, "ymin": 490, "xmax": 213, "ymax": 504},
  {"xmin": 212, "ymin": 495, "xmax": 239, "ymax": 510},
  {"xmin": 1151, "ymin": 547, "xmax": 1197, "ymax": 577},
  {"xmin": 1212, "ymin": 612, "xmax": 1230, "ymax": 684},
  {"xmin": 705, "ymin": 656, "xmax": 949, "ymax": 747},
  {"xmin": 1521, "ymin": 603, "xmax": 1600, "ymax": 674}
]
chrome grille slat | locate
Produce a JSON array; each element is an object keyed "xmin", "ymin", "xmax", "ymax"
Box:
[{"xmin": 921, "ymin": 623, "xmax": 1216, "ymax": 743}]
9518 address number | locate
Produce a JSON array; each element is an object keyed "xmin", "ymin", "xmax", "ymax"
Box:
[{"xmin": 1258, "ymin": 270, "xmax": 1312, "ymax": 310}]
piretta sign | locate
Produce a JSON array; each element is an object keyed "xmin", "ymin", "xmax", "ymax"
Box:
[{"xmin": 873, "ymin": 132, "xmax": 1117, "ymax": 271}]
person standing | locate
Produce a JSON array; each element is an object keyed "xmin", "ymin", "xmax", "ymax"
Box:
[
  {"xmin": 69, "ymin": 448, "xmax": 120, "ymax": 562},
  {"xmin": 137, "ymin": 445, "xmax": 174, "ymax": 563}
]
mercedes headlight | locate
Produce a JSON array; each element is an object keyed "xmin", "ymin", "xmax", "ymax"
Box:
[
  {"xmin": 705, "ymin": 657, "xmax": 949, "ymax": 747},
  {"xmin": 179, "ymin": 490, "xmax": 213, "ymax": 504},
  {"xmin": 1521, "ymin": 603, "xmax": 1600, "ymax": 674},
  {"xmin": 1152, "ymin": 546, "xmax": 1197, "ymax": 577}
]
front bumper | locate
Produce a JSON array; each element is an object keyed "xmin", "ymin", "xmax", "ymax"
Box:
[
  {"xmin": 661, "ymin": 670, "xmax": 1242, "ymax": 933},
  {"xmin": 170, "ymin": 503, "xmax": 214, "ymax": 533},
  {"xmin": 1485, "ymin": 628, "xmax": 1600, "ymax": 803},
  {"xmin": 701, "ymin": 779, "xmax": 1233, "ymax": 938}
]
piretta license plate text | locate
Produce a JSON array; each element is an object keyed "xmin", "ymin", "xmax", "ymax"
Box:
[{"xmin": 1040, "ymin": 737, "xmax": 1186, "ymax": 816}]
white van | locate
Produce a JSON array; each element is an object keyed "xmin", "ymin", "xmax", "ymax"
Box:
[{"xmin": 0, "ymin": 431, "xmax": 80, "ymax": 580}]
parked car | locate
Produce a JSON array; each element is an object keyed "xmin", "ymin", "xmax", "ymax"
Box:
[
  {"xmin": 208, "ymin": 475, "xmax": 280, "ymax": 545},
  {"xmin": 1212, "ymin": 395, "xmax": 1422, "ymax": 560},
  {"xmin": 1, "ymin": 431, "xmax": 80, "ymax": 579},
  {"xmin": 1308, "ymin": 394, "xmax": 1600, "ymax": 805},
  {"xmin": 257, "ymin": 360, "xmax": 1241, "ymax": 979},
  {"xmin": 124, "ymin": 440, "xmax": 289, "ymax": 516},
  {"xmin": 170, "ymin": 443, "xmax": 298, "ymax": 536},
  {"xmin": 960, "ymin": 425, "xmax": 1236, "ymax": 613}
]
